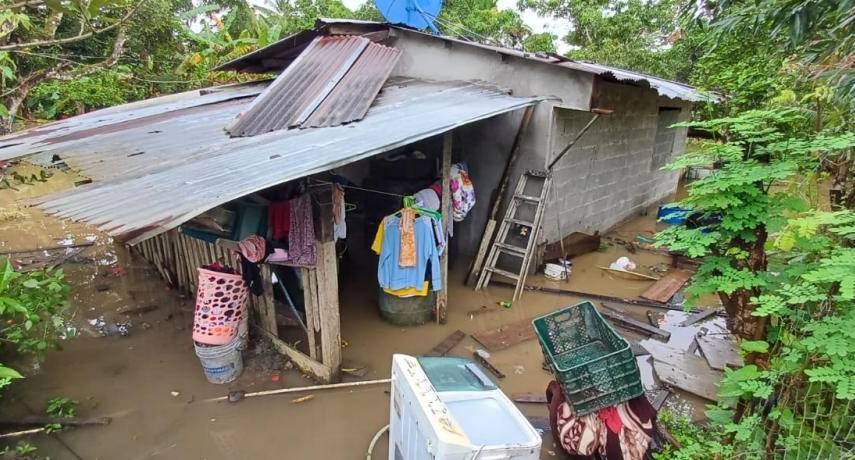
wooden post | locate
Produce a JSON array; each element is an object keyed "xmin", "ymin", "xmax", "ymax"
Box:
[
  {"xmin": 437, "ymin": 132, "xmax": 452, "ymax": 324},
  {"xmin": 301, "ymin": 267, "xmax": 320, "ymax": 360},
  {"xmin": 315, "ymin": 185, "xmax": 342, "ymax": 382}
]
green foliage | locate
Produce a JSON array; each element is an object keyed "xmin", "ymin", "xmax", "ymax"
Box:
[
  {"xmin": 520, "ymin": 0, "xmax": 693, "ymax": 79},
  {"xmin": 45, "ymin": 396, "xmax": 78, "ymax": 432},
  {"xmin": 27, "ymin": 68, "xmax": 145, "ymax": 119},
  {"xmin": 0, "ymin": 260, "xmax": 73, "ymax": 397}
]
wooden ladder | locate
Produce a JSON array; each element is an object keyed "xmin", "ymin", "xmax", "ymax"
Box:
[{"xmin": 475, "ymin": 169, "xmax": 551, "ymax": 301}]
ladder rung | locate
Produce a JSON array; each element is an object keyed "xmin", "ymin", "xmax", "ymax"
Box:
[
  {"xmin": 514, "ymin": 194, "xmax": 541, "ymax": 202},
  {"xmin": 486, "ymin": 267, "xmax": 520, "ymax": 280},
  {"xmin": 495, "ymin": 242, "xmax": 526, "ymax": 256},
  {"xmin": 506, "ymin": 218, "xmax": 534, "ymax": 226}
]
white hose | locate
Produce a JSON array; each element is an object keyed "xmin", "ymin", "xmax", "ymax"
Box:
[{"xmin": 366, "ymin": 424, "xmax": 390, "ymax": 460}]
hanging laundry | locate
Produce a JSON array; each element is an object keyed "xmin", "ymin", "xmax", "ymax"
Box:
[
  {"xmin": 332, "ymin": 184, "xmax": 347, "ymax": 241},
  {"xmin": 268, "ymin": 201, "xmax": 291, "ymax": 241},
  {"xmin": 450, "ymin": 163, "xmax": 476, "ymax": 222},
  {"xmin": 237, "ymin": 234, "xmax": 267, "ymax": 296},
  {"xmin": 372, "ymin": 215, "xmax": 441, "ymax": 292},
  {"xmin": 286, "ymin": 194, "xmax": 316, "ymax": 266},
  {"xmin": 430, "ymin": 215, "xmax": 446, "ymax": 256},
  {"xmin": 399, "ymin": 208, "xmax": 417, "ymax": 267}
]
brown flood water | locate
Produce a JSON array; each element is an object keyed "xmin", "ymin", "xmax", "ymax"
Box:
[{"xmin": 1, "ymin": 164, "xmax": 718, "ymax": 459}]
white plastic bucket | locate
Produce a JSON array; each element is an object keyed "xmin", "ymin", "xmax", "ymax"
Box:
[
  {"xmin": 195, "ymin": 334, "xmax": 243, "ymax": 384},
  {"xmin": 544, "ymin": 263, "xmax": 570, "ymax": 280}
]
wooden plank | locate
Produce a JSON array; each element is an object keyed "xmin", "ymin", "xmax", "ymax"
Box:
[
  {"xmin": 436, "ymin": 132, "xmax": 452, "ymax": 323},
  {"xmin": 511, "ymin": 392, "xmax": 547, "ymax": 404},
  {"xmin": 256, "ymin": 325, "xmax": 332, "ymax": 383},
  {"xmin": 679, "ymin": 308, "xmax": 719, "ymax": 327},
  {"xmin": 643, "ymin": 340, "xmax": 722, "ymax": 401},
  {"xmin": 640, "ymin": 270, "xmax": 692, "ymax": 303},
  {"xmin": 543, "ymin": 232, "xmax": 601, "ymax": 262},
  {"xmin": 651, "ymin": 389, "xmax": 671, "ymax": 410},
  {"xmin": 316, "ymin": 188, "xmax": 342, "ymax": 382},
  {"xmin": 257, "ymin": 265, "xmax": 278, "ymax": 337},
  {"xmin": 5, "ymin": 247, "xmax": 84, "ymax": 272},
  {"xmin": 466, "ymin": 105, "xmax": 535, "ymax": 286},
  {"xmin": 471, "ymin": 317, "xmax": 536, "ymax": 352},
  {"xmin": 598, "ymin": 266, "xmax": 660, "ymax": 281},
  {"xmin": 599, "ymin": 304, "xmax": 671, "ymax": 340},
  {"xmin": 473, "ymin": 352, "xmax": 505, "ymax": 379},
  {"xmin": 427, "ymin": 330, "xmax": 466, "ymax": 356},
  {"xmin": 697, "ymin": 335, "xmax": 743, "ymax": 371},
  {"xmin": 301, "ymin": 267, "xmax": 319, "ymax": 360},
  {"xmin": 494, "ymin": 281, "xmax": 697, "ymax": 312}
]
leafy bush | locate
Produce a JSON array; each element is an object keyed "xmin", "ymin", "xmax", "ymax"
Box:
[{"xmin": 0, "ymin": 261, "xmax": 73, "ymax": 394}]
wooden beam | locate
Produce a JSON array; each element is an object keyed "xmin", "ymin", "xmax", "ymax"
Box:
[
  {"xmin": 599, "ymin": 304, "xmax": 671, "ymax": 340},
  {"xmin": 494, "ymin": 280, "xmax": 700, "ymax": 312},
  {"xmin": 437, "ymin": 132, "xmax": 452, "ymax": 323},
  {"xmin": 301, "ymin": 267, "xmax": 320, "ymax": 360},
  {"xmin": 316, "ymin": 186, "xmax": 342, "ymax": 382},
  {"xmin": 257, "ymin": 325, "xmax": 332, "ymax": 383},
  {"xmin": 466, "ymin": 105, "xmax": 535, "ymax": 286},
  {"xmin": 257, "ymin": 264, "xmax": 278, "ymax": 337}
]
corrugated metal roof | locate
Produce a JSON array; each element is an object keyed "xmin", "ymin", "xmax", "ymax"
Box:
[
  {"xmin": 4, "ymin": 79, "xmax": 539, "ymax": 244},
  {"xmin": 226, "ymin": 36, "xmax": 401, "ymax": 136},
  {"xmin": 228, "ymin": 19, "xmax": 713, "ymax": 103}
]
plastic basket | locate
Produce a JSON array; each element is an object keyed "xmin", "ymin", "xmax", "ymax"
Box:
[
  {"xmin": 533, "ymin": 302, "xmax": 643, "ymax": 415},
  {"xmin": 192, "ymin": 268, "xmax": 249, "ymax": 345}
]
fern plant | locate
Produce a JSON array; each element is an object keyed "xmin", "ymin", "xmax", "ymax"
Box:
[{"xmin": 655, "ymin": 109, "xmax": 855, "ymax": 458}]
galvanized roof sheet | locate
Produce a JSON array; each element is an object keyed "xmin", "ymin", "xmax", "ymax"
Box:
[
  {"xmin": 3, "ymin": 79, "xmax": 539, "ymax": 244},
  {"xmin": 227, "ymin": 35, "xmax": 401, "ymax": 136},
  {"xmin": 227, "ymin": 19, "xmax": 713, "ymax": 103}
]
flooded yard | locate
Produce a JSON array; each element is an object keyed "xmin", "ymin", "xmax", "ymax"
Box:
[{"xmin": 1, "ymin": 163, "xmax": 721, "ymax": 459}]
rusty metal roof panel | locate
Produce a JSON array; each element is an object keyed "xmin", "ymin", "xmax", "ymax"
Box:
[
  {"xmin": 226, "ymin": 36, "xmax": 401, "ymax": 136},
  {"xmin": 15, "ymin": 79, "xmax": 539, "ymax": 244}
]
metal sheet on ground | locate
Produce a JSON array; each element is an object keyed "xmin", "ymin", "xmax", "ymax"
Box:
[
  {"xmin": 640, "ymin": 270, "xmax": 692, "ymax": 303},
  {"xmin": 643, "ymin": 340, "xmax": 722, "ymax": 401},
  {"xmin": 697, "ymin": 335, "xmax": 743, "ymax": 370},
  {"xmin": 599, "ymin": 304, "xmax": 671, "ymax": 340},
  {"xmin": 471, "ymin": 318, "xmax": 536, "ymax": 352}
]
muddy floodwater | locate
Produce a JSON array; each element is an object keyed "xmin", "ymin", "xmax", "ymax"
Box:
[{"xmin": 1, "ymin": 163, "xmax": 719, "ymax": 459}]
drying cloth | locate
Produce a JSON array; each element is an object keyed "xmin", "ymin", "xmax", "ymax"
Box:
[
  {"xmin": 268, "ymin": 201, "xmax": 291, "ymax": 240},
  {"xmin": 239, "ymin": 253, "xmax": 264, "ymax": 296},
  {"xmin": 332, "ymin": 184, "xmax": 346, "ymax": 241},
  {"xmin": 383, "ymin": 281, "xmax": 429, "ymax": 298},
  {"xmin": 547, "ymin": 381, "xmax": 656, "ymax": 460},
  {"xmin": 237, "ymin": 234, "xmax": 266, "ymax": 263},
  {"xmin": 450, "ymin": 163, "xmax": 476, "ymax": 222},
  {"xmin": 399, "ymin": 208, "xmax": 417, "ymax": 267},
  {"xmin": 286, "ymin": 194, "xmax": 316, "ymax": 266},
  {"xmin": 372, "ymin": 215, "xmax": 442, "ymax": 291}
]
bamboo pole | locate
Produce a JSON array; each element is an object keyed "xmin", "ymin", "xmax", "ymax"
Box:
[{"xmin": 204, "ymin": 378, "xmax": 392, "ymax": 403}]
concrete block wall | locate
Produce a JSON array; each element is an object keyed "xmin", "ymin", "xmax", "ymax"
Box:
[{"xmin": 542, "ymin": 81, "xmax": 691, "ymax": 242}]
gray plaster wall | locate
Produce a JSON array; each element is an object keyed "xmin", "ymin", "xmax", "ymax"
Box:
[
  {"xmin": 542, "ymin": 81, "xmax": 691, "ymax": 242},
  {"xmin": 387, "ymin": 29, "xmax": 693, "ymax": 255}
]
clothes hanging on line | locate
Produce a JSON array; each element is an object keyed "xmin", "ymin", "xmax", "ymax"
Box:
[
  {"xmin": 372, "ymin": 214, "xmax": 442, "ymax": 293},
  {"xmin": 450, "ymin": 163, "xmax": 476, "ymax": 222},
  {"xmin": 268, "ymin": 201, "xmax": 291, "ymax": 241},
  {"xmin": 286, "ymin": 194, "xmax": 316, "ymax": 266},
  {"xmin": 332, "ymin": 183, "xmax": 346, "ymax": 241},
  {"xmin": 399, "ymin": 208, "xmax": 417, "ymax": 267}
]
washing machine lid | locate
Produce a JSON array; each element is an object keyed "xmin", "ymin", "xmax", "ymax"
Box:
[{"xmin": 417, "ymin": 356, "xmax": 497, "ymax": 393}]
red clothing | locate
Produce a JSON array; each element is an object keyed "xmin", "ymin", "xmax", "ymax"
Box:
[{"xmin": 268, "ymin": 201, "xmax": 290, "ymax": 240}]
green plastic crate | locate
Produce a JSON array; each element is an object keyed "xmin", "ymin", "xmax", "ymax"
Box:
[{"xmin": 533, "ymin": 301, "xmax": 643, "ymax": 415}]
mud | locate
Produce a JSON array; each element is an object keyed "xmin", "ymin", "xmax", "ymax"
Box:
[{"xmin": 1, "ymin": 165, "xmax": 722, "ymax": 459}]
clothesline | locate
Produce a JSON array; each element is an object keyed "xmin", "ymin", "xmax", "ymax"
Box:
[{"xmin": 308, "ymin": 178, "xmax": 411, "ymax": 199}]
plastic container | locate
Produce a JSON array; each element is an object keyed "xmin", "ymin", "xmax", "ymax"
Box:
[
  {"xmin": 378, "ymin": 288, "xmax": 435, "ymax": 326},
  {"xmin": 192, "ymin": 268, "xmax": 249, "ymax": 345},
  {"xmin": 195, "ymin": 334, "xmax": 243, "ymax": 384},
  {"xmin": 533, "ymin": 302, "xmax": 643, "ymax": 415}
]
